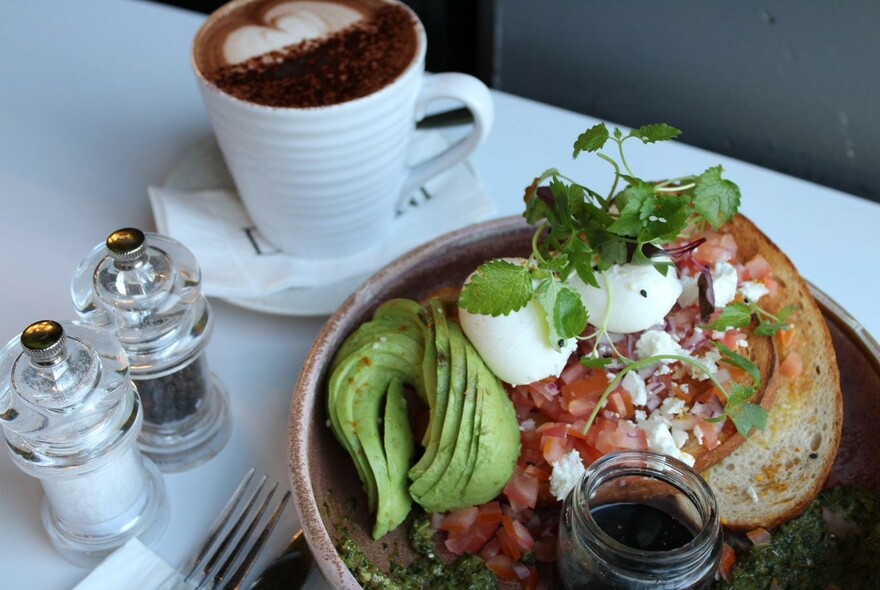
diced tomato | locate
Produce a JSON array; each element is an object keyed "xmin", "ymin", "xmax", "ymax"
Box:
[
  {"xmin": 565, "ymin": 396, "xmax": 598, "ymax": 418},
  {"xmin": 524, "ymin": 464, "xmax": 551, "ymax": 481},
  {"xmin": 776, "ymin": 325, "xmax": 796, "ymax": 351},
  {"xmin": 477, "ymin": 501, "xmax": 503, "ymax": 525},
  {"xmin": 527, "ymin": 377, "xmax": 559, "ymax": 402},
  {"xmin": 439, "ymin": 506, "xmax": 478, "ymax": 533},
  {"xmin": 743, "ymin": 254, "xmax": 772, "ymax": 281},
  {"xmin": 763, "ymin": 277, "xmax": 779, "ymax": 298},
  {"xmin": 717, "ymin": 542, "xmax": 737, "ymax": 580},
  {"xmin": 696, "ymin": 418, "xmax": 720, "ymax": 450},
  {"xmin": 720, "ymin": 329, "xmax": 742, "ymax": 351},
  {"xmin": 485, "ymin": 553, "xmax": 519, "ymax": 581},
  {"xmin": 502, "ymin": 514, "xmax": 536, "ymax": 552},
  {"xmin": 746, "ymin": 527, "xmax": 772, "ymax": 546},
  {"xmin": 478, "ymin": 535, "xmax": 501, "ymax": 561},
  {"xmin": 694, "ymin": 232, "xmax": 737, "ymax": 266},
  {"xmin": 561, "ymin": 371, "xmax": 609, "ymax": 406},
  {"xmin": 445, "ymin": 520, "xmax": 500, "ymax": 555},
  {"xmin": 503, "ymin": 467, "xmax": 540, "ymax": 509},
  {"xmin": 559, "ymin": 361, "xmax": 591, "ymax": 385},
  {"xmin": 780, "ymin": 351, "xmax": 803, "ymax": 377},
  {"xmin": 536, "ymin": 422, "xmax": 569, "ymax": 437},
  {"xmin": 496, "ymin": 524, "xmax": 522, "ymax": 561},
  {"xmin": 606, "ymin": 390, "xmax": 631, "ymax": 418},
  {"xmin": 541, "ymin": 435, "xmax": 571, "ymax": 465}
]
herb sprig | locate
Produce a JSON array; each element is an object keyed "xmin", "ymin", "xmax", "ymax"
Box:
[{"xmin": 458, "ymin": 122, "xmax": 742, "ymax": 343}]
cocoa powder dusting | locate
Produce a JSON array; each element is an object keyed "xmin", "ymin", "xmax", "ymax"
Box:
[{"xmin": 208, "ymin": 4, "xmax": 417, "ymax": 108}]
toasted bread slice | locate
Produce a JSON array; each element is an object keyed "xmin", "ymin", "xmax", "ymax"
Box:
[{"xmin": 702, "ymin": 215, "xmax": 843, "ymax": 530}]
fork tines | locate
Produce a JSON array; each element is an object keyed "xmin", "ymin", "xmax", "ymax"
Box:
[{"xmin": 181, "ymin": 468, "xmax": 291, "ymax": 590}]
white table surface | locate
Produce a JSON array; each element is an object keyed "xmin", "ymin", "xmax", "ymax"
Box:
[{"xmin": 1, "ymin": 1, "xmax": 877, "ymax": 589}]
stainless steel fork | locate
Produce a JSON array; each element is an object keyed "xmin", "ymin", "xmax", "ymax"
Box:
[{"xmin": 179, "ymin": 469, "xmax": 291, "ymax": 590}]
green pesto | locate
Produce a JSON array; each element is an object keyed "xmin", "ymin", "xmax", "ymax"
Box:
[
  {"xmin": 338, "ymin": 514, "xmax": 496, "ymax": 590},
  {"xmin": 718, "ymin": 486, "xmax": 880, "ymax": 590}
]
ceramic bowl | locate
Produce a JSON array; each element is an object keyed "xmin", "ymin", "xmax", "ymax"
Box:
[{"xmin": 287, "ymin": 215, "xmax": 880, "ymax": 588}]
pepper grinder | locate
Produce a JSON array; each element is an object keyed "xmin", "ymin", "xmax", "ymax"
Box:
[
  {"xmin": 71, "ymin": 228, "xmax": 232, "ymax": 472},
  {"xmin": 0, "ymin": 321, "xmax": 170, "ymax": 566}
]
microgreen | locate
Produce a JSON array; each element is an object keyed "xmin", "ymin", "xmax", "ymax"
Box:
[
  {"xmin": 459, "ymin": 122, "xmax": 743, "ymax": 349},
  {"xmin": 708, "ymin": 301, "xmax": 797, "ymax": 337}
]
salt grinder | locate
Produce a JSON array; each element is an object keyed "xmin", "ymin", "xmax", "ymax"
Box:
[
  {"xmin": 0, "ymin": 321, "xmax": 170, "ymax": 566},
  {"xmin": 71, "ymin": 228, "xmax": 231, "ymax": 472}
]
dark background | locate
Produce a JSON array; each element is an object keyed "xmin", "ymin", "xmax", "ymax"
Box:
[{"xmin": 157, "ymin": 0, "xmax": 880, "ymax": 204}]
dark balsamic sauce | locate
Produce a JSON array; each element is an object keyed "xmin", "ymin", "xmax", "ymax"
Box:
[{"xmin": 591, "ymin": 502, "xmax": 695, "ymax": 551}]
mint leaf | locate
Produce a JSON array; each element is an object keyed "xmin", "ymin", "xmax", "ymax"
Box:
[
  {"xmin": 724, "ymin": 383, "xmax": 768, "ymax": 436},
  {"xmin": 458, "ymin": 260, "xmax": 533, "ymax": 316},
  {"xmin": 693, "ymin": 166, "xmax": 741, "ymax": 229},
  {"xmin": 555, "ymin": 285, "xmax": 588, "ymax": 340},
  {"xmin": 708, "ymin": 303, "xmax": 753, "ymax": 331},
  {"xmin": 580, "ymin": 356, "xmax": 612, "ymax": 369},
  {"xmin": 639, "ymin": 193, "xmax": 690, "ymax": 242},
  {"xmin": 534, "ymin": 278, "xmax": 587, "ymax": 348},
  {"xmin": 714, "ymin": 341, "xmax": 761, "ymax": 386},
  {"xmin": 777, "ymin": 304, "xmax": 797, "ymax": 323},
  {"xmin": 573, "ymin": 123, "xmax": 610, "ymax": 158},
  {"xmin": 629, "ymin": 124, "xmax": 682, "ymax": 144},
  {"xmin": 755, "ymin": 321, "xmax": 791, "ymax": 337},
  {"xmin": 608, "ymin": 181, "xmax": 654, "ymax": 236}
]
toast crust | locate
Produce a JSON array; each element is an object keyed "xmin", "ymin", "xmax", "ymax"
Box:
[{"xmin": 701, "ymin": 215, "xmax": 843, "ymax": 530}]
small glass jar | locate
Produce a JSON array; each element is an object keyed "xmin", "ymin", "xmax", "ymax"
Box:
[
  {"xmin": 71, "ymin": 228, "xmax": 231, "ymax": 472},
  {"xmin": 0, "ymin": 321, "xmax": 170, "ymax": 566},
  {"xmin": 557, "ymin": 451, "xmax": 722, "ymax": 590}
]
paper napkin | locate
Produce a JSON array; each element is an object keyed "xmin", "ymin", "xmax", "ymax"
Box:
[
  {"xmin": 73, "ymin": 538, "xmax": 185, "ymax": 590},
  {"xmin": 150, "ymin": 132, "xmax": 496, "ymax": 300}
]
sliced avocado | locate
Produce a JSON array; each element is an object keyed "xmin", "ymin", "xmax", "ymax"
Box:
[
  {"xmin": 332, "ymin": 340, "xmax": 420, "ymax": 513},
  {"xmin": 458, "ymin": 359, "xmax": 521, "ymax": 506},
  {"xmin": 326, "ymin": 299, "xmax": 427, "ymax": 537},
  {"xmin": 374, "ymin": 377, "xmax": 414, "ymax": 538},
  {"xmin": 413, "ymin": 328, "xmax": 480, "ymax": 511},
  {"xmin": 408, "ymin": 298, "xmax": 451, "ymax": 480},
  {"xmin": 330, "ymin": 299, "xmax": 426, "ymax": 373},
  {"xmin": 409, "ymin": 320, "xmax": 469, "ymax": 509}
]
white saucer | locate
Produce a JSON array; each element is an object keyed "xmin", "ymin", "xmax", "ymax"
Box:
[{"xmin": 157, "ymin": 134, "xmax": 494, "ymax": 316}]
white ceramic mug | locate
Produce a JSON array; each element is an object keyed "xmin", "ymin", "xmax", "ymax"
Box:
[{"xmin": 191, "ymin": 0, "xmax": 493, "ymax": 259}]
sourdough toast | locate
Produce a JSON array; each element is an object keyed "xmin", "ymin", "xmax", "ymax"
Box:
[{"xmin": 702, "ymin": 215, "xmax": 843, "ymax": 530}]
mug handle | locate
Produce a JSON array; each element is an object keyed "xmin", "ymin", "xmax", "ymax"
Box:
[{"xmin": 397, "ymin": 73, "xmax": 494, "ymax": 203}]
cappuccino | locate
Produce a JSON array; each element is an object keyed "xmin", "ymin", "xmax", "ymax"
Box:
[{"xmin": 193, "ymin": 0, "xmax": 418, "ymax": 108}]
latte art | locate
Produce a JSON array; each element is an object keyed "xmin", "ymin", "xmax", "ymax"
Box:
[
  {"xmin": 194, "ymin": 0, "xmax": 418, "ymax": 108},
  {"xmin": 222, "ymin": 2, "xmax": 364, "ymax": 66}
]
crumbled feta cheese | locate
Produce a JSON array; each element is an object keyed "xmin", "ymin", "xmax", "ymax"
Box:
[
  {"xmin": 737, "ymin": 338, "xmax": 749, "ymax": 348},
  {"xmin": 637, "ymin": 417, "xmax": 695, "ymax": 466},
  {"xmin": 747, "ymin": 485, "xmax": 760, "ymax": 504},
  {"xmin": 550, "ymin": 450, "xmax": 587, "ymax": 501},
  {"xmin": 660, "ymin": 397, "xmax": 686, "ymax": 418},
  {"xmin": 622, "ymin": 371, "xmax": 648, "ymax": 406},
  {"xmin": 677, "ymin": 263, "xmax": 737, "ymax": 309},
  {"xmin": 680, "ymin": 383, "xmax": 690, "ymax": 394},
  {"xmin": 689, "ymin": 347, "xmax": 721, "ymax": 381},
  {"xmin": 635, "ymin": 330, "xmax": 687, "ymax": 362},
  {"xmin": 677, "ymin": 274, "xmax": 699, "ymax": 308},
  {"xmin": 693, "ymin": 424, "xmax": 704, "ymax": 445},
  {"xmin": 712, "ymin": 262, "xmax": 738, "ymax": 307},
  {"xmin": 740, "ymin": 281, "xmax": 770, "ymax": 303},
  {"xmin": 519, "ymin": 418, "xmax": 536, "ymax": 432},
  {"xmin": 655, "ymin": 364, "xmax": 672, "ymax": 376},
  {"xmin": 670, "ymin": 426, "xmax": 689, "ymax": 448},
  {"xmin": 634, "ymin": 409, "xmax": 647, "ymax": 421}
]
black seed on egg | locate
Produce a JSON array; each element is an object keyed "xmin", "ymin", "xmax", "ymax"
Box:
[
  {"xmin": 640, "ymin": 289, "xmax": 648, "ymax": 298},
  {"xmin": 558, "ymin": 339, "xmax": 565, "ymax": 348}
]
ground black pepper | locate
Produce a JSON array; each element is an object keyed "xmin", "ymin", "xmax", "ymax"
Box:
[
  {"xmin": 135, "ymin": 357, "xmax": 207, "ymax": 424},
  {"xmin": 208, "ymin": 4, "xmax": 417, "ymax": 108}
]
